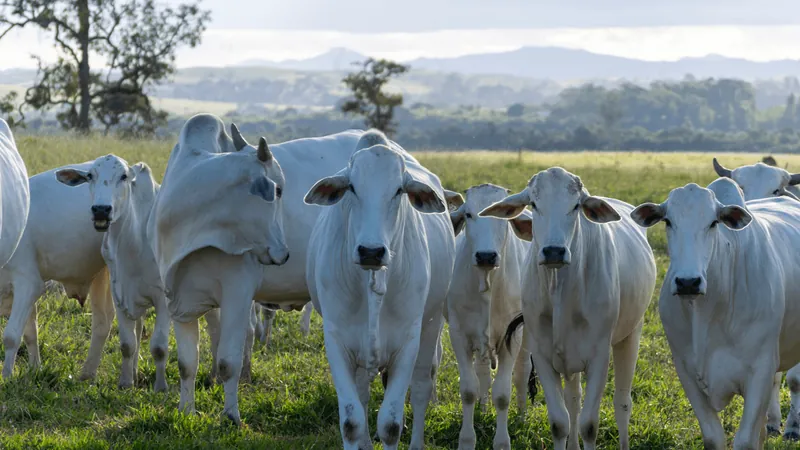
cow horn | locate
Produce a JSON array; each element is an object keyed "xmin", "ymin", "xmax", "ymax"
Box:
[
  {"xmin": 712, "ymin": 158, "xmax": 732, "ymax": 178},
  {"xmin": 231, "ymin": 123, "xmax": 249, "ymax": 151},
  {"xmin": 257, "ymin": 137, "xmax": 272, "ymax": 163},
  {"xmin": 790, "ymin": 173, "xmax": 800, "ymax": 186}
]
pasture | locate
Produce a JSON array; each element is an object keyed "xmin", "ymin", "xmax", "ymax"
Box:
[{"xmin": 2, "ymin": 135, "xmax": 800, "ymax": 449}]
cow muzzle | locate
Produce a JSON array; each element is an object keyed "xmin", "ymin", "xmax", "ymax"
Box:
[
  {"xmin": 91, "ymin": 205, "xmax": 113, "ymax": 231},
  {"xmin": 474, "ymin": 251, "xmax": 499, "ymax": 269},
  {"xmin": 357, "ymin": 245, "xmax": 387, "ymax": 269},
  {"xmin": 539, "ymin": 246, "xmax": 569, "ymax": 269},
  {"xmin": 673, "ymin": 276, "xmax": 705, "ymax": 296}
]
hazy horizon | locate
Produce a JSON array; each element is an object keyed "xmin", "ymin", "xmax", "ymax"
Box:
[{"xmin": 1, "ymin": 1, "xmax": 799, "ymax": 70}]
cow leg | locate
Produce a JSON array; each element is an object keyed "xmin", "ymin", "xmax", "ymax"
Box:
[
  {"xmin": 81, "ymin": 270, "xmax": 114, "ymax": 381},
  {"xmin": 563, "ymin": 373, "xmax": 582, "ymax": 450},
  {"xmin": 672, "ymin": 353, "xmax": 726, "ymax": 448},
  {"xmin": 578, "ymin": 346, "xmax": 611, "ymax": 450},
  {"xmin": 3, "ymin": 277, "xmax": 43, "ymax": 378},
  {"xmin": 299, "ymin": 302, "xmax": 312, "ymax": 337},
  {"xmin": 205, "ymin": 308, "xmax": 221, "ymax": 383},
  {"xmin": 476, "ymin": 354, "xmax": 492, "ymax": 412},
  {"xmin": 380, "ymin": 329, "xmax": 423, "ymax": 450},
  {"xmin": 767, "ymin": 372, "xmax": 783, "ymax": 436},
  {"xmin": 259, "ymin": 306, "xmax": 275, "ymax": 347},
  {"xmin": 241, "ymin": 302, "xmax": 256, "ymax": 384},
  {"xmin": 611, "ymin": 321, "xmax": 644, "ymax": 450},
  {"xmin": 115, "ymin": 310, "xmax": 139, "ymax": 389},
  {"xmin": 254, "ymin": 307, "xmax": 265, "ymax": 345},
  {"xmin": 150, "ymin": 296, "xmax": 171, "ymax": 392},
  {"xmin": 22, "ymin": 302, "xmax": 40, "ymax": 370},
  {"xmin": 492, "ymin": 334, "xmax": 519, "ymax": 450},
  {"xmin": 174, "ymin": 318, "xmax": 200, "ymax": 414},
  {"xmin": 133, "ymin": 317, "xmax": 144, "ymax": 383},
  {"xmin": 216, "ymin": 295, "xmax": 254, "ymax": 426},
  {"xmin": 431, "ymin": 330, "xmax": 443, "ymax": 404},
  {"xmin": 512, "ymin": 324, "xmax": 533, "ymax": 418},
  {"xmin": 355, "ymin": 366, "xmax": 375, "ymax": 450},
  {"xmin": 324, "ymin": 328, "xmax": 366, "ymax": 450},
  {"xmin": 734, "ymin": 366, "xmax": 775, "ymax": 450},
  {"xmin": 532, "ymin": 349, "xmax": 570, "ymax": 450},
  {"xmin": 408, "ymin": 314, "xmax": 443, "ymax": 450},
  {"xmin": 449, "ymin": 324, "xmax": 479, "ymax": 450},
  {"xmin": 784, "ymin": 364, "xmax": 800, "ymax": 440}
]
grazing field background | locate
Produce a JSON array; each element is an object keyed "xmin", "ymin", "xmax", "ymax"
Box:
[{"xmin": 2, "ymin": 136, "xmax": 800, "ymax": 449}]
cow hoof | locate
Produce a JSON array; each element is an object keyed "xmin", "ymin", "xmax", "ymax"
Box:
[
  {"xmin": 78, "ymin": 372, "xmax": 96, "ymax": 382},
  {"xmin": 224, "ymin": 411, "xmax": 242, "ymax": 427},
  {"xmin": 118, "ymin": 381, "xmax": 134, "ymax": 390},
  {"xmin": 154, "ymin": 380, "xmax": 169, "ymax": 393},
  {"xmin": 767, "ymin": 425, "xmax": 782, "ymax": 437},
  {"xmin": 784, "ymin": 430, "xmax": 800, "ymax": 441}
]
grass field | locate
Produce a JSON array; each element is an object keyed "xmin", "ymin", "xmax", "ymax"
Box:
[{"xmin": 3, "ymin": 136, "xmax": 800, "ymax": 449}]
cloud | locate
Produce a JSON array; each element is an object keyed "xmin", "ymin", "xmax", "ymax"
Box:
[{"xmin": 170, "ymin": 0, "xmax": 800, "ymax": 32}]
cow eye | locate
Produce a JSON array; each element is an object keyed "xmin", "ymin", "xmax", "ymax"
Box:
[
  {"xmin": 276, "ymin": 186, "xmax": 283, "ymax": 198},
  {"xmin": 465, "ymin": 213, "xmax": 473, "ymax": 219},
  {"xmin": 572, "ymin": 204, "xmax": 580, "ymax": 212},
  {"xmin": 348, "ymin": 184, "xmax": 355, "ymax": 194},
  {"xmin": 774, "ymin": 189, "xmax": 781, "ymax": 196},
  {"xmin": 395, "ymin": 188, "xmax": 403, "ymax": 197},
  {"xmin": 710, "ymin": 220, "xmax": 718, "ymax": 229},
  {"xmin": 531, "ymin": 202, "xmax": 537, "ymax": 210},
  {"xmin": 120, "ymin": 173, "xmax": 128, "ymax": 181},
  {"xmin": 664, "ymin": 218, "xmax": 672, "ymax": 228}
]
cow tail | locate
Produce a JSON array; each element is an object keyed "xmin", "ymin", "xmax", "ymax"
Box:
[{"xmin": 503, "ymin": 313, "xmax": 525, "ymax": 351}]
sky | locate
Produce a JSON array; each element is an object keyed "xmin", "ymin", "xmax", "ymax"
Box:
[{"xmin": 0, "ymin": 0, "xmax": 799, "ymax": 70}]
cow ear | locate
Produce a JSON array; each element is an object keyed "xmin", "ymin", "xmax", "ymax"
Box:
[
  {"xmin": 250, "ymin": 176, "xmax": 276, "ymax": 202},
  {"xmin": 718, "ymin": 205, "xmax": 752, "ymax": 230},
  {"xmin": 581, "ymin": 196, "xmax": 621, "ymax": 224},
  {"xmin": 450, "ymin": 206, "xmax": 466, "ymax": 236},
  {"xmin": 443, "ymin": 189, "xmax": 464, "ymax": 211},
  {"xmin": 404, "ymin": 176, "xmax": 446, "ymax": 214},
  {"xmin": 304, "ymin": 175, "xmax": 350, "ymax": 206},
  {"xmin": 56, "ymin": 168, "xmax": 91, "ymax": 187},
  {"xmin": 630, "ymin": 203, "xmax": 665, "ymax": 228},
  {"xmin": 479, "ymin": 191, "xmax": 529, "ymax": 219},
  {"xmin": 510, "ymin": 209, "xmax": 533, "ymax": 241}
]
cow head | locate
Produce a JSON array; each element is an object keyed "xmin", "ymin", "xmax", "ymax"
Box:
[
  {"xmin": 450, "ymin": 184, "xmax": 532, "ymax": 271},
  {"xmin": 55, "ymin": 155, "xmax": 140, "ymax": 232},
  {"xmin": 631, "ymin": 181, "xmax": 752, "ymax": 297},
  {"xmin": 480, "ymin": 167, "xmax": 619, "ymax": 269},
  {"xmin": 230, "ymin": 124, "xmax": 289, "ymax": 265},
  {"xmin": 304, "ymin": 143, "xmax": 445, "ymax": 269},
  {"xmin": 713, "ymin": 158, "xmax": 800, "ymax": 201}
]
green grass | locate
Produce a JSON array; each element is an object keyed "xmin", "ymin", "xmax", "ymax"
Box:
[{"xmin": 3, "ymin": 138, "xmax": 800, "ymax": 448}]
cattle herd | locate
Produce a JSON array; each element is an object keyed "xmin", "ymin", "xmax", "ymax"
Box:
[{"xmin": 1, "ymin": 113, "xmax": 800, "ymax": 450}]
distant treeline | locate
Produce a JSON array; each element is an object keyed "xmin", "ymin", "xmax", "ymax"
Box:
[{"xmin": 21, "ymin": 77, "xmax": 800, "ymax": 152}]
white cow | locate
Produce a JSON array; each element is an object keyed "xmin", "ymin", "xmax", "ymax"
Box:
[
  {"xmin": 631, "ymin": 178, "xmax": 800, "ymax": 450},
  {"xmin": 484, "ymin": 167, "xmax": 656, "ymax": 450},
  {"xmin": 55, "ymin": 156, "xmax": 170, "ymax": 391},
  {"xmin": 0, "ymin": 119, "xmax": 31, "ymax": 375},
  {"xmin": 713, "ymin": 158, "xmax": 800, "ymax": 439},
  {"xmin": 447, "ymin": 183, "xmax": 535, "ymax": 449},
  {"xmin": 1, "ymin": 161, "xmax": 112, "ymax": 381},
  {"xmin": 305, "ymin": 130, "xmax": 457, "ymax": 450},
  {"xmin": 149, "ymin": 114, "xmax": 288, "ymax": 424}
]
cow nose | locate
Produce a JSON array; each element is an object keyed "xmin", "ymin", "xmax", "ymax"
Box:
[
  {"xmin": 91, "ymin": 204, "xmax": 112, "ymax": 218},
  {"xmin": 675, "ymin": 277, "xmax": 703, "ymax": 296},
  {"xmin": 357, "ymin": 245, "xmax": 387, "ymax": 267},
  {"xmin": 474, "ymin": 251, "xmax": 499, "ymax": 268},
  {"xmin": 541, "ymin": 246, "xmax": 567, "ymax": 265}
]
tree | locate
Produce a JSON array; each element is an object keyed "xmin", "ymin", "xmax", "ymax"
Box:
[
  {"xmin": 781, "ymin": 93, "xmax": 797, "ymax": 130},
  {"xmin": 0, "ymin": 0, "xmax": 210, "ymax": 135},
  {"xmin": 507, "ymin": 103, "xmax": 525, "ymax": 118},
  {"xmin": 340, "ymin": 58, "xmax": 409, "ymax": 136}
]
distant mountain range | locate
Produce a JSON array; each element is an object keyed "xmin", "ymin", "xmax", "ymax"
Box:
[{"xmin": 238, "ymin": 46, "xmax": 800, "ymax": 81}]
